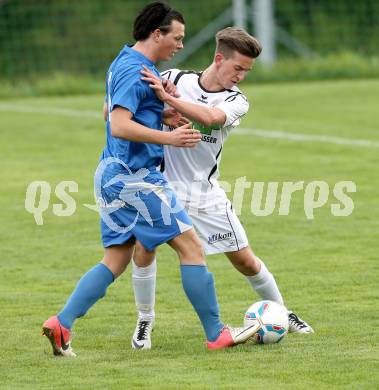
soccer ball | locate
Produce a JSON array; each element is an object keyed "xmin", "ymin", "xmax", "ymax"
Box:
[{"xmin": 244, "ymin": 300, "xmax": 289, "ymax": 344}]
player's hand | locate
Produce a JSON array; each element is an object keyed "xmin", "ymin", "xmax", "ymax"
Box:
[
  {"xmin": 169, "ymin": 123, "xmax": 202, "ymax": 148},
  {"xmin": 163, "ymin": 108, "xmax": 190, "ymax": 127},
  {"xmin": 141, "ymin": 66, "xmax": 169, "ymax": 102},
  {"xmin": 162, "ymin": 79, "xmax": 180, "ymax": 98}
]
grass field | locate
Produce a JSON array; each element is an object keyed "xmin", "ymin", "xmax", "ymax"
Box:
[{"xmin": 0, "ymin": 79, "xmax": 378, "ymax": 389}]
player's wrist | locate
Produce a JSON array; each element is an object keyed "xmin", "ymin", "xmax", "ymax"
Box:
[
  {"xmin": 163, "ymin": 93, "xmax": 175, "ymax": 104},
  {"xmin": 161, "ymin": 131, "xmax": 173, "ymax": 145}
]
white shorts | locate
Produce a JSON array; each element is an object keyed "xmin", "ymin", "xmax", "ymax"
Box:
[{"xmin": 186, "ymin": 200, "xmax": 249, "ymax": 255}]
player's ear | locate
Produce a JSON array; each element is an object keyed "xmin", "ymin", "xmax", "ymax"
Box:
[
  {"xmin": 214, "ymin": 53, "xmax": 225, "ymax": 66},
  {"xmin": 152, "ymin": 28, "xmax": 161, "ymax": 42}
]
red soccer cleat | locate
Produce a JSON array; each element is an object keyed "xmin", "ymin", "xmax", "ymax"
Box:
[{"xmin": 42, "ymin": 316, "xmax": 76, "ymax": 357}]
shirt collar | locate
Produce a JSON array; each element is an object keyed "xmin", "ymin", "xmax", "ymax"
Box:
[{"xmin": 123, "ymin": 45, "xmax": 155, "ymax": 67}]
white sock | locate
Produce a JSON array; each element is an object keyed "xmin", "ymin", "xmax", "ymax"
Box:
[
  {"xmin": 245, "ymin": 259, "xmax": 284, "ymax": 306},
  {"xmin": 132, "ymin": 258, "xmax": 156, "ymax": 321}
]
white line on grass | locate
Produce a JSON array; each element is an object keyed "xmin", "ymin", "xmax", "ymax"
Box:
[
  {"xmin": 235, "ymin": 128, "xmax": 379, "ymax": 148},
  {"xmin": 1, "ymin": 103, "xmax": 378, "ymax": 148}
]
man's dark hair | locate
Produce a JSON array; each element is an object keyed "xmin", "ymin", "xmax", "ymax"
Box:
[{"xmin": 133, "ymin": 2, "xmax": 185, "ymax": 41}]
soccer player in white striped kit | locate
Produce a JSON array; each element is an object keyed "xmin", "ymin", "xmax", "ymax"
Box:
[{"xmin": 131, "ymin": 27, "xmax": 314, "ymax": 349}]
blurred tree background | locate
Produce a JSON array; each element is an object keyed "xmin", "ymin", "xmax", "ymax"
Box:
[{"xmin": 0, "ymin": 0, "xmax": 378, "ymax": 94}]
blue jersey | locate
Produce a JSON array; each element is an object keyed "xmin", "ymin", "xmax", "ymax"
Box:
[{"xmin": 101, "ymin": 45, "xmax": 164, "ymax": 171}]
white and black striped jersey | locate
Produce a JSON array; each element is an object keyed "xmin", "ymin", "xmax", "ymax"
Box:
[{"xmin": 161, "ymin": 68, "xmax": 249, "ymax": 209}]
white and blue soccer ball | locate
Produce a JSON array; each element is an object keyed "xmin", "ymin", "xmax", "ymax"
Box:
[{"xmin": 244, "ymin": 300, "xmax": 289, "ymax": 344}]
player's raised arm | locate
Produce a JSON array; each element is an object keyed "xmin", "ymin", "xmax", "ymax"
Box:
[
  {"xmin": 110, "ymin": 106, "xmax": 201, "ymax": 147},
  {"xmin": 141, "ymin": 66, "xmax": 226, "ymax": 127}
]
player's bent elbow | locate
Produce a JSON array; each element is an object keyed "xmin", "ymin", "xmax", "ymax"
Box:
[
  {"xmin": 206, "ymin": 110, "xmax": 225, "ymax": 127},
  {"xmin": 110, "ymin": 125, "xmax": 118, "ymax": 137},
  {"xmin": 202, "ymin": 117, "xmax": 213, "ymax": 127},
  {"xmin": 110, "ymin": 123, "xmax": 123, "ymax": 138},
  {"xmin": 200, "ymin": 113, "xmax": 217, "ymax": 127}
]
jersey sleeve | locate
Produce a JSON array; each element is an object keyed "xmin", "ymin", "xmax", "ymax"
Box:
[
  {"xmin": 216, "ymin": 92, "xmax": 249, "ymax": 127},
  {"xmin": 109, "ymin": 68, "xmax": 147, "ymax": 114},
  {"xmin": 160, "ymin": 68, "xmax": 182, "ymax": 83}
]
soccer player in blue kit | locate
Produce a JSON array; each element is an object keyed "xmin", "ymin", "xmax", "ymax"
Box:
[{"xmin": 42, "ymin": 2, "xmax": 259, "ymax": 356}]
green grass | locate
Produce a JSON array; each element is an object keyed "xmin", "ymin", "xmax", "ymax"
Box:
[{"xmin": 0, "ymin": 79, "xmax": 378, "ymax": 389}]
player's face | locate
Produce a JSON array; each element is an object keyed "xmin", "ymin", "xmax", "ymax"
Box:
[
  {"xmin": 216, "ymin": 51, "xmax": 254, "ymax": 89},
  {"xmin": 157, "ymin": 20, "xmax": 185, "ymax": 61}
]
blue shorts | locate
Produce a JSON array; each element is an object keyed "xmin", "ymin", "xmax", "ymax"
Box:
[{"xmin": 96, "ymin": 166, "xmax": 192, "ymax": 251}]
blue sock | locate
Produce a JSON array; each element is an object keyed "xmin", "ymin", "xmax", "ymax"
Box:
[
  {"xmin": 180, "ymin": 265, "xmax": 224, "ymax": 342},
  {"xmin": 57, "ymin": 263, "xmax": 114, "ymax": 329}
]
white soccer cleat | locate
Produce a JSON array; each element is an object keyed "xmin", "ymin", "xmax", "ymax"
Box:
[
  {"xmin": 227, "ymin": 323, "xmax": 262, "ymax": 344},
  {"xmin": 288, "ymin": 311, "xmax": 314, "ymax": 333},
  {"xmin": 131, "ymin": 317, "xmax": 154, "ymax": 349},
  {"xmin": 207, "ymin": 322, "xmax": 261, "ymax": 350}
]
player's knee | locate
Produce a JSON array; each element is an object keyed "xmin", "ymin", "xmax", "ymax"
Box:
[
  {"xmin": 228, "ymin": 247, "xmax": 261, "ymax": 275},
  {"xmin": 181, "ymin": 236, "xmax": 204, "ymax": 263},
  {"xmin": 247, "ymin": 260, "xmax": 261, "ymax": 274},
  {"xmin": 191, "ymin": 237, "xmax": 204, "ymax": 259},
  {"xmin": 247, "ymin": 254, "xmax": 261, "ymax": 273},
  {"xmin": 234, "ymin": 256, "xmax": 255, "ymax": 273},
  {"xmin": 243, "ymin": 256, "xmax": 261, "ymax": 275},
  {"xmin": 102, "ymin": 248, "xmax": 132, "ymax": 278},
  {"xmin": 134, "ymin": 241, "xmax": 156, "ymax": 267}
]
